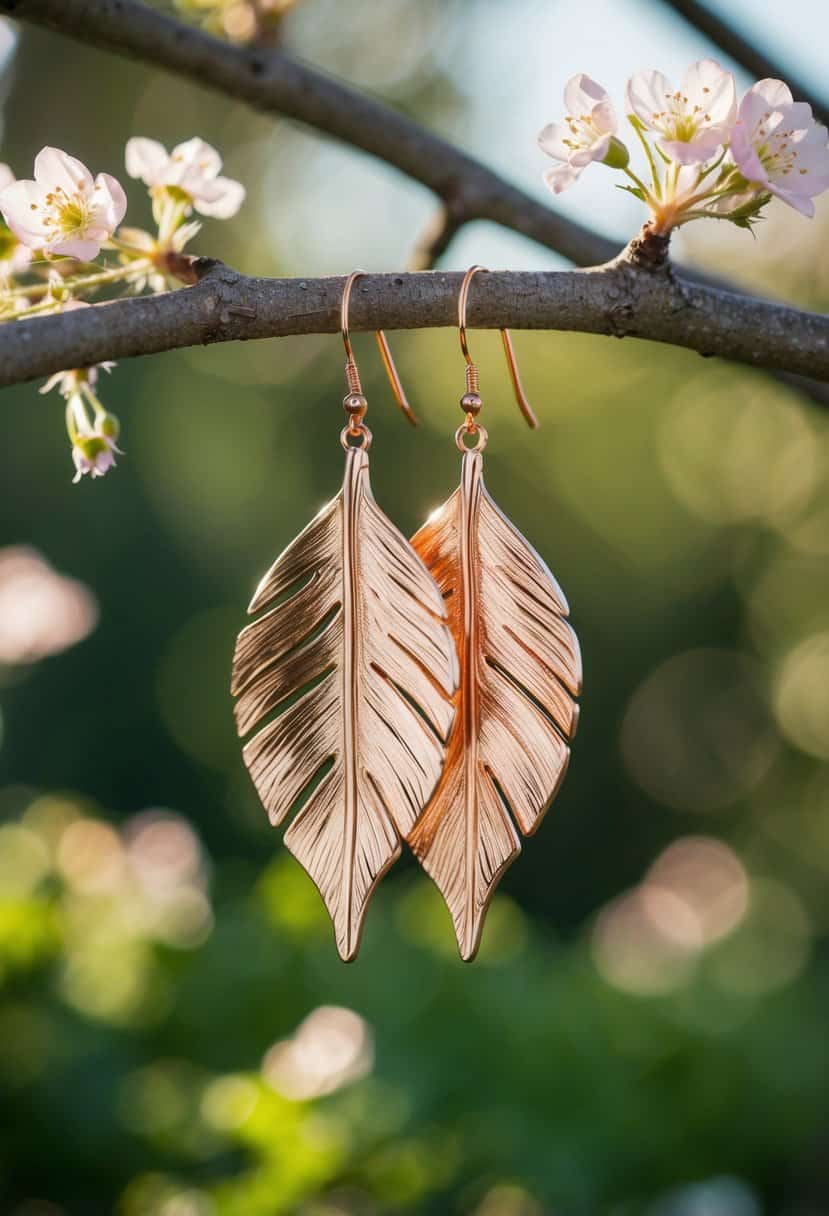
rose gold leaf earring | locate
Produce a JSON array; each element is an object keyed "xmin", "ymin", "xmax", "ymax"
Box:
[
  {"xmin": 407, "ymin": 265, "xmax": 582, "ymax": 962},
  {"xmin": 231, "ymin": 271, "xmax": 459, "ymax": 961}
]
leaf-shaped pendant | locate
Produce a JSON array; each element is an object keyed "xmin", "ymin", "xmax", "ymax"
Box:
[
  {"xmin": 231, "ymin": 445, "xmax": 459, "ymax": 961},
  {"xmin": 408, "ymin": 449, "xmax": 581, "ymax": 960}
]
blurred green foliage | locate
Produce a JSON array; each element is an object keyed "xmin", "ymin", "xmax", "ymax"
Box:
[{"xmin": 2, "ymin": 2, "xmax": 829, "ymax": 1213}]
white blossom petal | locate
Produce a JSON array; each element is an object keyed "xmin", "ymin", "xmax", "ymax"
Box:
[
  {"xmin": 537, "ymin": 122, "xmax": 573, "ymax": 161},
  {"xmin": 34, "ymin": 147, "xmax": 94, "ymax": 195},
  {"xmin": 48, "ymin": 236, "xmax": 102, "ymax": 260},
  {"xmin": 93, "ymin": 173, "xmax": 128, "ymax": 230},
  {"xmin": 626, "ymin": 69, "xmax": 671, "ymax": 125},
  {"xmin": 681, "ymin": 58, "xmax": 736, "ymax": 126},
  {"xmin": 170, "ymin": 137, "xmax": 222, "ymax": 188},
  {"xmin": 542, "ymin": 163, "xmax": 581, "ymax": 194},
  {"xmin": 570, "ymin": 131, "xmax": 612, "ymax": 167},
  {"xmin": 0, "ymin": 179, "xmax": 51, "ymax": 246},
  {"xmin": 193, "ymin": 175, "xmax": 245, "ymax": 218},
  {"xmin": 125, "ymin": 137, "xmax": 169, "ymax": 186}
]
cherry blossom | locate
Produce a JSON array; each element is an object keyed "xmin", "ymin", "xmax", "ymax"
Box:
[
  {"xmin": 0, "ymin": 148, "xmax": 126, "ymax": 260},
  {"xmin": 70, "ymin": 432, "xmax": 120, "ymax": 483},
  {"xmin": 0, "ymin": 164, "xmax": 32, "ymax": 277},
  {"xmin": 626, "ymin": 59, "xmax": 736, "ymax": 165},
  {"xmin": 125, "ymin": 136, "xmax": 245, "ymax": 219},
  {"xmin": 39, "ymin": 302, "xmax": 122, "ymax": 482},
  {"xmin": 538, "ymin": 74, "xmax": 625, "ymax": 194},
  {"xmin": 729, "ymin": 79, "xmax": 829, "ymax": 217}
]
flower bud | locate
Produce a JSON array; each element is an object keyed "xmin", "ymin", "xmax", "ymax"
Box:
[
  {"xmin": 602, "ymin": 137, "xmax": 630, "ymax": 170},
  {"xmin": 98, "ymin": 411, "xmax": 120, "ymax": 442},
  {"xmin": 71, "ymin": 432, "xmax": 118, "ymax": 483}
]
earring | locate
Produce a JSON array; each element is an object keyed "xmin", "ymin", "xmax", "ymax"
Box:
[
  {"xmin": 407, "ymin": 266, "xmax": 582, "ymax": 961},
  {"xmin": 231, "ymin": 271, "xmax": 459, "ymax": 961}
]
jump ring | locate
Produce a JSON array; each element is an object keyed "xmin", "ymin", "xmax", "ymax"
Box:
[
  {"xmin": 341, "ymin": 423, "xmax": 373, "ymax": 451},
  {"xmin": 454, "ymin": 423, "xmax": 488, "ymax": 453}
]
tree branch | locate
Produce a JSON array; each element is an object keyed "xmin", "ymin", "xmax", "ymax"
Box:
[
  {"xmin": 0, "ymin": 262, "xmax": 826, "ymax": 390},
  {"xmin": 0, "ymin": 0, "xmax": 619, "ymax": 268},
  {"xmin": 1, "ymin": 0, "xmax": 827, "ymax": 404},
  {"xmin": 662, "ymin": 0, "xmax": 828, "ymax": 127}
]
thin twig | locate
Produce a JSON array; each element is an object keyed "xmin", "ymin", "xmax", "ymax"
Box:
[
  {"xmin": 407, "ymin": 201, "xmax": 467, "ymax": 271},
  {"xmin": 0, "ymin": 262, "xmax": 826, "ymax": 390},
  {"xmin": 0, "ymin": 0, "xmax": 618, "ymax": 268}
]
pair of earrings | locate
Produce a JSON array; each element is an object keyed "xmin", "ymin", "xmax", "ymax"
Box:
[{"xmin": 230, "ymin": 267, "xmax": 582, "ymax": 962}]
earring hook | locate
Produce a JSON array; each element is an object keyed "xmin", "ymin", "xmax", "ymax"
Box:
[
  {"xmin": 458, "ymin": 265, "xmax": 538, "ymax": 430},
  {"xmin": 341, "ymin": 270, "xmax": 418, "ymax": 427}
]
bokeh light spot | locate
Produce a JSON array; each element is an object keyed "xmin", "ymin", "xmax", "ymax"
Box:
[
  {"xmin": 200, "ymin": 1075, "xmax": 259, "ymax": 1132},
  {"xmin": 774, "ymin": 632, "xmax": 829, "ymax": 759},
  {"xmin": 0, "ymin": 824, "xmax": 50, "ymax": 897},
  {"xmin": 263, "ymin": 1006, "xmax": 373, "ymax": 1101},
  {"xmin": 621, "ymin": 649, "xmax": 779, "ymax": 812},
  {"xmin": 57, "ymin": 818, "xmax": 124, "ymax": 894},
  {"xmin": 709, "ymin": 877, "xmax": 812, "ymax": 997},
  {"xmin": 0, "ymin": 547, "xmax": 98, "ymax": 665},
  {"xmin": 592, "ymin": 884, "xmax": 702, "ymax": 996},
  {"xmin": 659, "ymin": 376, "xmax": 818, "ymax": 530},
  {"xmin": 646, "ymin": 836, "xmax": 749, "ymax": 947}
]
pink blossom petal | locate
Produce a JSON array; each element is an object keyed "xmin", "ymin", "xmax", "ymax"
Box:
[
  {"xmin": 766, "ymin": 181, "xmax": 816, "ymax": 216},
  {"xmin": 744, "ymin": 78, "xmax": 794, "ymax": 114},
  {"xmin": 730, "ymin": 121, "xmax": 767, "ymax": 183},
  {"xmin": 780, "ymin": 102, "xmax": 814, "ymax": 133},
  {"xmin": 34, "ymin": 147, "xmax": 94, "ymax": 196},
  {"xmin": 0, "ymin": 163, "xmax": 14, "ymax": 192},
  {"xmin": 125, "ymin": 137, "xmax": 169, "ymax": 185},
  {"xmin": 564, "ymin": 73, "xmax": 612, "ymax": 119},
  {"xmin": 736, "ymin": 88, "xmax": 772, "ymax": 134},
  {"xmin": 659, "ymin": 125, "xmax": 730, "ymax": 165},
  {"xmin": 193, "ymin": 176, "xmax": 245, "ymax": 218}
]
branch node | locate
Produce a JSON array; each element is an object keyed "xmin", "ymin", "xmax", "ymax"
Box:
[
  {"xmin": 190, "ymin": 256, "xmax": 224, "ymax": 281},
  {"xmin": 619, "ymin": 222, "xmax": 673, "ymax": 273}
]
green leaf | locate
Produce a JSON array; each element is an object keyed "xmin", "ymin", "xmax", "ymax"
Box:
[{"xmin": 616, "ymin": 184, "xmax": 646, "ymax": 201}]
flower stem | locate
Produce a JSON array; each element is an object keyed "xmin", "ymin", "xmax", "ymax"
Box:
[
  {"xmin": 623, "ymin": 166, "xmax": 657, "ymax": 207},
  {"xmin": 628, "ymin": 118, "xmax": 662, "ymax": 198},
  {"xmin": 6, "ymin": 258, "xmax": 153, "ymax": 303},
  {"xmin": 80, "ymin": 381, "xmax": 107, "ymax": 417}
]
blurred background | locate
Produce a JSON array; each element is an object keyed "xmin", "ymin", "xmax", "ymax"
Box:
[{"xmin": 1, "ymin": 0, "xmax": 829, "ymax": 1212}]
